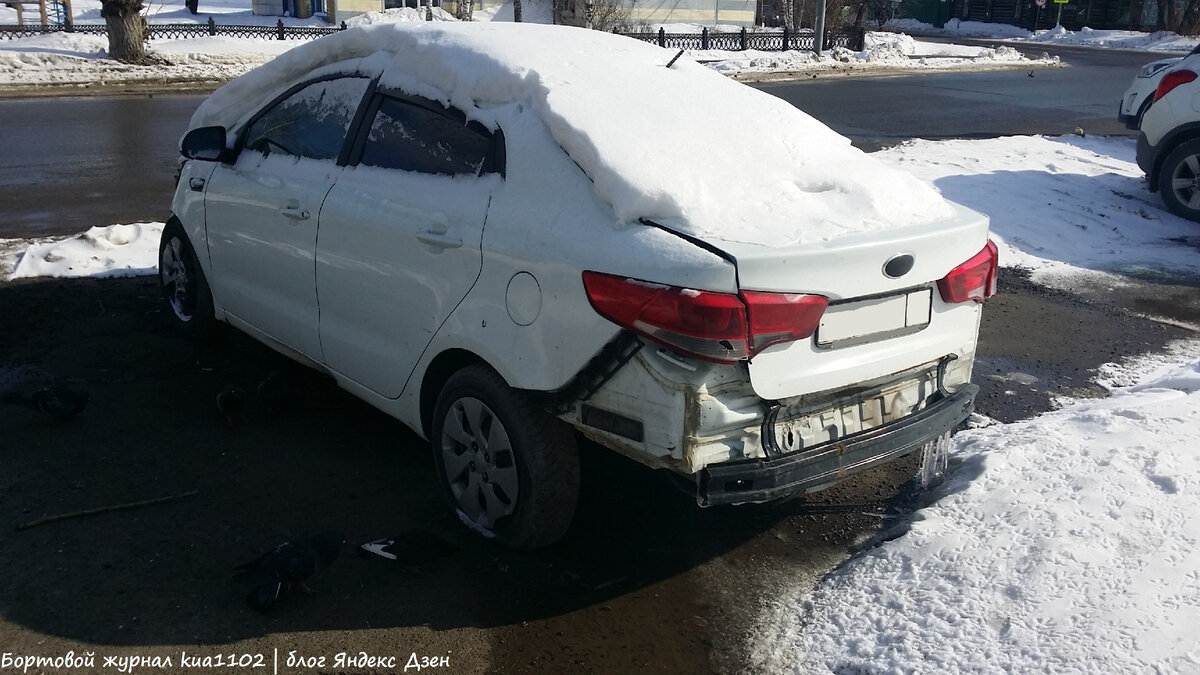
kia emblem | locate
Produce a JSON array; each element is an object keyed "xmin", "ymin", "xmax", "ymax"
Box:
[{"xmin": 883, "ymin": 253, "xmax": 915, "ymax": 279}]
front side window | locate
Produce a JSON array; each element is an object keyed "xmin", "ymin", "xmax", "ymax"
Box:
[
  {"xmin": 242, "ymin": 77, "xmax": 370, "ymax": 161},
  {"xmin": 359, "ymin": 96, "xmax": 494, "ymax": 176}
]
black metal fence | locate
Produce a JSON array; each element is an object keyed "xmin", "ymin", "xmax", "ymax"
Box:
[
  {"xmin": 0, "ymin": 17, "xmax": 345, "ymax": 40},
  {"xmin": 0, "ymin": 19, "xmax": 863, "ymax": 52},
  {"xmin": 621, "ymin": 26, "xmax": 866, "ymax": 52}
]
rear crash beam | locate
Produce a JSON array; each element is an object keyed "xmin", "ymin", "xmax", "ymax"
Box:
[{"xmin": 696, "ymin": 384, "xmax": 978, "ymax": 506}]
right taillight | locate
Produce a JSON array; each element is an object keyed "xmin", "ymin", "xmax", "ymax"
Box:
[
  {"xmin": 1155, "ymin": 69, "xmax": 1198, "ymax": 102},
  {"xmin": 582, "ymin": 271, "xmax": 828, "ymax": 364},
  {"xmin": 938, "ymin": 240, "xmax": 999, "ymax": 304}
]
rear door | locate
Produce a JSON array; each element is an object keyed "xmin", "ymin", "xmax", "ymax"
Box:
[
  {"xmin": 204, "ymin": 76, "xmax": 372, "ymax": 360},
  {"xmin": 316, "ymin": 91, "xmax": 503, "ymax": 397}
]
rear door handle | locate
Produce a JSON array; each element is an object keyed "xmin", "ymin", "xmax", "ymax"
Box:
[
  {"xmin": 279, "ymin": 206, "xmax": 311, "ymax": 221},
  {"xmin": 416, "ymin": 232, "xmax": 463, "ymax": 249}
]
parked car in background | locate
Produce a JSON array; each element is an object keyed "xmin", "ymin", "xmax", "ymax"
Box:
[
  {"xmin": 1138, "ymin": 46, "xmax": 1200, "ymax": 222},
  {"xmin": 1118, "ymin": 56, "xmax": 1183, "ymax": 129},
  {"xmin": 161, "ymin": 22, "xmax": 995, "ymax": 549}
]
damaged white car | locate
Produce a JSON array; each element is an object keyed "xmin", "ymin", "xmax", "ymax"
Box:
[{"xmin": 162, "ymin": 22, "xmax": 996, "ymax": 549}]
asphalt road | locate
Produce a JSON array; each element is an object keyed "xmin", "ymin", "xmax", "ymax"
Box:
[{"xmin": 751, "ymin": 40, "xmax": 1160, "ymax": 148}]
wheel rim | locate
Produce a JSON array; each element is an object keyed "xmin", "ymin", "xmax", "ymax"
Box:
[
  {"xmin": 439, "ymin": 396, "xmax": 520, "ymax": 530},
  {"xmin": 160, "ymin": 235, "xmax": 195, "ymax": 322},
  {"xmin": 1170, "ymin": 152, "xmax": 1200, "ymax": 212}
]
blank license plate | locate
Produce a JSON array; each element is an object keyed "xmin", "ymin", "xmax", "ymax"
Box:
[{"xmin": 817, "ymin": 289, "xmax": 931, "ymax": 347}]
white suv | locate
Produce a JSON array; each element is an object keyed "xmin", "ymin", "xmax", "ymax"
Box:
[
  {"xmin": 162, "ymin": 22, "xmax": 995, "ymax": 548},
  {"xmin": 1138, "ymin": 48, "xmax": 1200, "ymax": 222}
]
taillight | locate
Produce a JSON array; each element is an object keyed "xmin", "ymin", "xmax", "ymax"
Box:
[
  {"xmin": 937, "ymin": 241, "xmax": 998, "ymax": 304},
  {"xmin": 1155, "ymin": 69, "xmax": 1198, "ymax": 102},
  {"xmin": 582, "ymin": 271, "xmax": 828, "ymax": 364}
]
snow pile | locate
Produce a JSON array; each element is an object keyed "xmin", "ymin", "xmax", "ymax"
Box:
[
  {"xmin": 192, "ymin": 22, "xmax": 955, "ymax": 246},
  {"xmin": 876, "ymin": 135, "xmax": 1200, "ymax": 284},
  {"xmin": 7, "ymin": 223, "xmax": 164, "ymax": 279},
  {"xmin": 0, "ymin": 32, "xmax": 297, "ymax": 85},
  {"xmin": 1026, "ymin": 25, "xmax": 1198, "ymax": 51},
  {"xmin": 754, "ymin": 350, "xmax": 1200, "ymax": 673},
  {"xmin": 345, "ymin": 7, "xmax": 457, "ymax": 26},
  {"xmin": 882, "ymin": 18, "xmax": 1200, "ymax": 52},
  {"xmin": 702, "ymin": 32, "xmax": 1053, "ymax": 75}
]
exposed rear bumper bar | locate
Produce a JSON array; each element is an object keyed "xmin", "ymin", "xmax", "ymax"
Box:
[{"xmin": 696, "ymin": 384, "xmax": 978, "ymax": 506}]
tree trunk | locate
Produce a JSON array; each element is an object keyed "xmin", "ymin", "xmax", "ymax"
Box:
[
  {"xmin": 101, "ymin": 0, "xmax": 148, "ymax": 64},
  {"xmin": 457, "ymin": 0, "xmax": 473, "ymax": 20},
  {"xmin": 513, "ymin": 0, "xmax": 523, "ymax": 21},
  {"xmin": 1179, "ymin": 0, "xmax": 1200, "ymax": 33}
]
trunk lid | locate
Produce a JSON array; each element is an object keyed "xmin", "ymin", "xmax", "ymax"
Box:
[{"xmin": 680, "ymin": 202, "xmax": 991, "ymax": 401}]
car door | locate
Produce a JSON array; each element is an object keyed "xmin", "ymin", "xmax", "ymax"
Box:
[
  {"xmin": 316, "ymin": 91, "xmax": 504, "ymax": 398},
  {"xmin": 203, "ymin": 76, "xmax": 372, "ymax": 360}
]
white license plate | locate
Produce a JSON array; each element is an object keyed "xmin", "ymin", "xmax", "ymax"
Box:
[{"xmin": 817, "ymin": 288, "xmax": 931, "ymax": 347}]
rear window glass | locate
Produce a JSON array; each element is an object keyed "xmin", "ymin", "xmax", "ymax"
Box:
[{"xmin": 359, "ymin": 96, "xmax": 493, "ymax": 176}]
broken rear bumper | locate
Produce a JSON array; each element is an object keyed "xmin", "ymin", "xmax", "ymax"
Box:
[{"xmin": 696, "ymin": 383, "xmax": 978, "ymax": 506}]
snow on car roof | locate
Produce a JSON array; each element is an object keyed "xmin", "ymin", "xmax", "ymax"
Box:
[{"xmin": 192, "ymin": 22, "xmax": 957, "ymax": 247}]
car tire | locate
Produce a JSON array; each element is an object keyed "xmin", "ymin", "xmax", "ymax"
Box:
[
  {"xmin": 1158, "ymin": 139, "xmax": 1200, "ymax": 223},
  {"xmin": 432, "ymin": 364, "xmax": 580, "ymax": 550},
  {"xmin": 158, "ymin": 219, "xmax": 216, "ymax": 339}
]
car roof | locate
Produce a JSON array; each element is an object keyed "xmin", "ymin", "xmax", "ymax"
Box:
[{"xmin": 192, "ymin": 23, "xmax": 957, "ymax": 248}]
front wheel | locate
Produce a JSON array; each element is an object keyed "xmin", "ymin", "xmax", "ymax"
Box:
[
  {"xmin": 431, "ymin": 365, "xmax": 580, "ymax": 550},
  {"xmin": 159, "ymin": 219, "xmax": 215, "ymax": 339},
  {"xmin": 1158, "ymin": 139, "xmax": 1200, "ymax": 223}
]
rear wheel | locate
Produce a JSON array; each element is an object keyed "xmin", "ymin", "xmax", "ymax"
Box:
[
  {"xmin": 159, "ymin": 219, "xmax": 215, "ymax": 339},
  {"xmin": 1158, "ymin": 139, "xmax": 1200, "ymax": 223},
  {"xmin": 432, "ymin": 365, "xmax": 580, "ymax": 549}
]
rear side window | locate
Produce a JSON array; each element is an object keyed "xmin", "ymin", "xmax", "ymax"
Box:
[
  {"xmin": 359, "ymin": 95, "xmax": 495, "ymax": 176},
  {"xmin": 243, "ymin": 77, "xmax": 370, "ymax": 161}
]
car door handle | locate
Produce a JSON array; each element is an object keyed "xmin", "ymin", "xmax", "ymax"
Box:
[
  {"xmin": 416, "ymin": 232, "xmax": 463, "ymax": 249},
  {"xmin": 189, "ymin": 177, "xmax": 206, "ymax": 192},
  {"xmin": 279, "ymin": 206, "xmax": 311, "ymax": 221}
]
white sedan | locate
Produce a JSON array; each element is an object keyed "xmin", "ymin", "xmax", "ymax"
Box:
[
  {"xmin": 161, "ymin": 22, "xmax": 995, "ymax": 548},
  {"xmin": 1118, "ymin": 55, "xmax": 1187, "ymax": 130}
]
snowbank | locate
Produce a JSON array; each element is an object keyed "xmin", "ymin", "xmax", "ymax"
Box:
[
  {"xmin": 754, "ymin": 347, "xmax": 1200, "ymax": 672},
  {"xmin": 875, "ymin": 135, "xmax": 1200, "ymax": 284},
  {"xmin": 7, "ymin": 223, "xmax": 164, "ymax": 279}
]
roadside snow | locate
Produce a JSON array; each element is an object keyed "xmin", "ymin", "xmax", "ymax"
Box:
[
  {"xmin": 6, "ymin": 223, "xmax": 163, "ymax": 279},
  {"xmin": 753, "ymin": 346, "xmax": 1200, "ymax": 673},
  {"xmin": 886, "ymin": 17, "xmax": 1200, "ymax": 52},
  {"xmin": 875, "ymin": 135, "xmax": 1200, "ymax": 286}
]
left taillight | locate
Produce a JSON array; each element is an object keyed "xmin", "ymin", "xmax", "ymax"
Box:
[
  {"xmin": 937, "ymin": 240, "xmax": 999, "ymax": 304},
  {"xmin": 582, "ymin": 271, "xmax": 828, "ymax": 364}
]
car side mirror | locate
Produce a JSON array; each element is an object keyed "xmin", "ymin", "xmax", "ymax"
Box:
[{"xmin": 181, "ymin": 126, "xmax": 229, "ymax": 162}]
